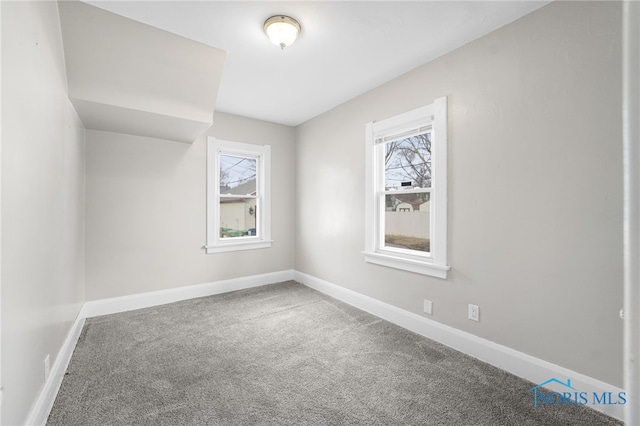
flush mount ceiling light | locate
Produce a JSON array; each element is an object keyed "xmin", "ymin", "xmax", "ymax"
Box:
[{"xmin": 263, "ymin": 15, "xmax": 301, "ymax": 50}]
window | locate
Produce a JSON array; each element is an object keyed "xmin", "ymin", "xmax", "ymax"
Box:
[
  {"xmin": 364, "ymin": 97, "xmax": 450, "ymax": 278},
  {"xmin": 206, "ymin": 137, "xmax": 271, "ymax": 253}
]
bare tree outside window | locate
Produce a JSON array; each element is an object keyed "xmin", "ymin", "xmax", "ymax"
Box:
[{"xmin": 384, "ymin": 132, "xmax": 431, "ymax": 190}]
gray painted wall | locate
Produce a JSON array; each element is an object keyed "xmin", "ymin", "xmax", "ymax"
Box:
[
  {"xmin": 1, "ymin": 2, "xmax": 86, "ymax": 424},
  {"xmin": 295, "ymin": 1, "xmax": 623, "ymax": 386},
  {"xmin": 84, "ymin": 112, "xmax": 295, "ymax": 301}
]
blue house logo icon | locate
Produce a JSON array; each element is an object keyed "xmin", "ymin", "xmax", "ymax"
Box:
[{"xmin": 529, "ymin": 378, "xmax": 576, "ymax": 408}]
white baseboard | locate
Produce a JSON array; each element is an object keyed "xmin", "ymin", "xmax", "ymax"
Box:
[
  {"xmin": 294, "ymin": 270, "xmax": 625, "ymax": 421},
  {"xmin": 82, "ymin": 269, "xmax": 295, "ymax": 318},
  {"xmin": 24, "ymin": 313, "xmax": 86, "ymax": 426}
]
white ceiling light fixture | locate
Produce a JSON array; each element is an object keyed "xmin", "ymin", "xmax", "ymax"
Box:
[{"xmin": 263, "ymin": 15, "xmax": 301, "ymax": 50}]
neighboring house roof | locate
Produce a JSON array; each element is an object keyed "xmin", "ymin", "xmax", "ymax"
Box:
[
  {"xmin": 220, "ymin": 178, "xmax": 256, "ymax": 196},
  {"xmin": 390, "ymin": 195, "xmax": 428, "ymax": 211}
]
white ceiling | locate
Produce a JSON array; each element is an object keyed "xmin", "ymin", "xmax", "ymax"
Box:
[{"xmin": 86, "ymin": 1, "xmax": 550, "ymax": 127}]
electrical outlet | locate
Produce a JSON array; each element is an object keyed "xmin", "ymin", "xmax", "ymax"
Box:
[
  {"xmin": 423, "ymin": 299, "xmax": 433, "ymax": 315},
  {"xmin": 468, "ymin": 304, "xmax": 480, "ymax": 322},
  {"xmin": 44, "ymin": 354, "xmax": 51, "ymax": 383}
]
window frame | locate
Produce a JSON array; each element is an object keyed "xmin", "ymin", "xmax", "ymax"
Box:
[
  {"xmin": 363, "ymin": 97, "xmax": 450, "ymax": 278},
  {"xmin": 206, "ymin": 137, "xmax": 272, "ymax": 254}
]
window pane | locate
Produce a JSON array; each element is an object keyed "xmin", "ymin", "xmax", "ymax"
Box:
[
  {"xmin": 384, "ymin": 193, "xmax": 430, "ymax": 253},
  {"xmin": 219, "ymin": 199, "xmax": 257, "ymax": 239},
  {"xmin": 220, "ymin": 154, "xmax": 257, "ymax": 195},
  {"xmin": 384, "ymin": 132, "xmax": 431, "ymax": 190}
]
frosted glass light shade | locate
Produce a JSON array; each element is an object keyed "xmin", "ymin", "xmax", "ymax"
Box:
[{"xmin": 264, "ymin": 15, "xmax": 301, "ymax": 50}]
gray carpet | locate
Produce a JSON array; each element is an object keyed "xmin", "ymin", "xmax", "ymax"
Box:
[{"xmin": 48, "ymin": 281, "xmax": 620, "ymax": 425}]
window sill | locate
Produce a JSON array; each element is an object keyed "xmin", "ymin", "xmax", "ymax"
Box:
[
  {"xmin": 363, "ymin": 251, "xmax": 450, "ymax": 279},
  {"xmin": 206, "ymin": 240, "xmax": 272, "ymax": 254}
]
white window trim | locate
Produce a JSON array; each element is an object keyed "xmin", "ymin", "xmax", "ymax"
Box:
[
  {"xmin": 206, "ymin": 137, "xmax": 272, "ymax": 254},
  {"xmin": 363, "ymin": 96, "xmax": 450, "ymax": 278}
]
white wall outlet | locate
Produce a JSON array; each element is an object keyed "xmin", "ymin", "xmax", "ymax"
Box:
[
  {"xmin": 423, "ymin": 299, "xmax": 433, "ymax": 315},
  {"xmin": 44, "ymin": 354, "xmax": 51, "ymax": 383},
  {"xmin": 468, "ymin": 304, "xmax": 480, "ymax": 322}
]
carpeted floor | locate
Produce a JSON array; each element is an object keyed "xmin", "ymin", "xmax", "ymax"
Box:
[{"xmin": 47, "ymin": 281, "xmax": 621, "ymax": 425}]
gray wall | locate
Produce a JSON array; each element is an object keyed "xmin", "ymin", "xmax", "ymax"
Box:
[
  {"xmin": 84, "ymin": 112, "xmax": 295, "ymax": 301},
  {"xmin": 295, "ymin": 1, "xmax": 623, "ymax": 386},
  {"xmin": 1, "ymin": 2, "xmax": 86, "ymax": 424}
]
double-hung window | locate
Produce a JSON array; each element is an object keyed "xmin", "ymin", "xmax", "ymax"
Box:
[
  {"xmin": 364, "ymin": 97, "xmax": 450, "ymax": 278},
  {"xmin": 206, "ymin": 137, "xmax": 271, "ymax": 253}
]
